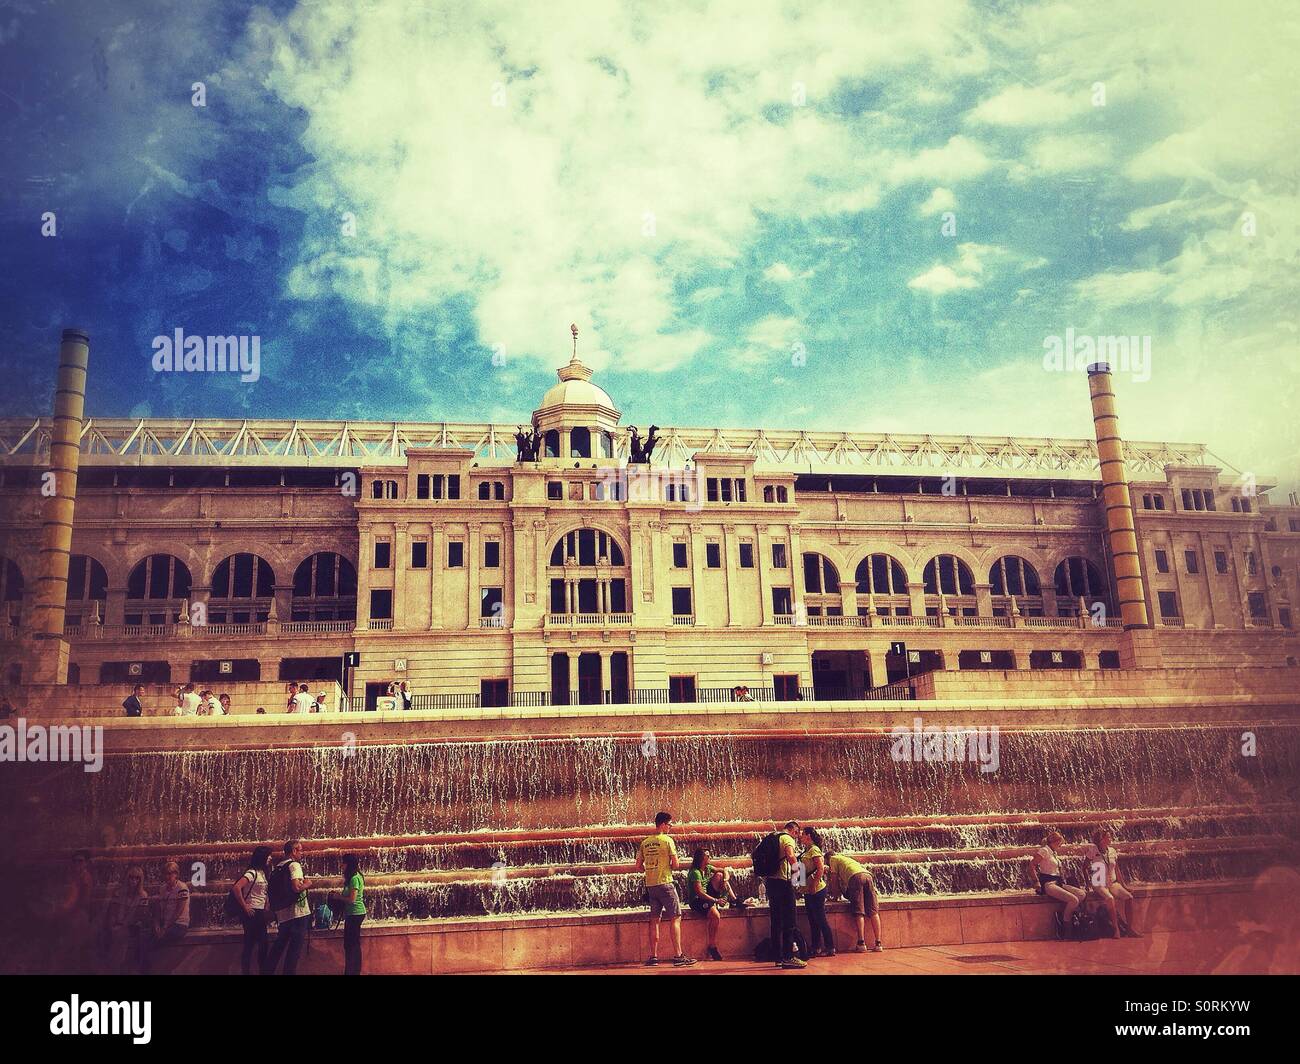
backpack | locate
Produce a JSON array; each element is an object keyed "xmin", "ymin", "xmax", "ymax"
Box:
[
  {"xmin": 751, "ymin": 833, "xmax": 784, "ymax": 878},
  {"xmin": 313, "ymin": 902, "xmax": 336, "ymax": 931},
  {"xmin": 1073, "ymin": 898, "xmax": 1114, "ymax": 941},
  {"xmin": 753, "ymin": 929, "xmax": 810, "ymax": 963},
  {"xmin": 268, "ymin": 861, "xmax": 299, "ymax": 914},
  {"xmin": 222, "ymin": 869, "xmax": 255, "ymax": 920}
]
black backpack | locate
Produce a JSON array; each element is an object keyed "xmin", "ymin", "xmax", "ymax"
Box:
[
  {"xmin": 751, "ymin": 833, "xmax": 784, "ymax": 878},
  {"xmin": 268, "ymin": 861, "xmax": 299, "ymax": 913},
  {"xmin": 754, "ymin": 929, "xmax": 810, "ymax": 963}
]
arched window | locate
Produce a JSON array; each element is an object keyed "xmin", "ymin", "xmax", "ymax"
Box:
[
  {"xmin": 802, "ymin": 553, "xmax": 840, "ymax": 595},
  {"xmin": 372, "ymin": 480, "xmax": 383, "ymax": 499},
  {"xmin": 544, "ymin": 430, "xmax": 560, "ymax": 459},
  {"xmin": 210, "ymin": 553, "xmax": 276, "ymax": 624},
  {"xmin": 549, "ymin": 530, "xmax": 625, "ymax": 567},
  {"xmin": 1053, "ymin": 556, "xmax": 1107, "ymax": 599},
  {"xmin": 291, "ymin": 552, "xmax": 358, "ymax": 622},
  {"xmin": 923, "ymin": 555, "xmax": 974, "ymax": 596},
  {"xmin": 0, "ymin": 556, "xmax": 25, "ymax": 603},
  {"xmin": 989, "ymin": 556, "xmax": 1041, "ymax": 597},
  {"xmin": 125, "ymin": 554, "xmax": 191, "ymax": 625},
  {"xmin": 494, "ymin": 482, "xmax": 505, "ymax": 500},
  {"xmin": 546, "ymin": 530, "xmax": 629, "ymax": 616},
  {"xmin": 854, "ymin": 554, "xmax": 907, "ymax": 596},
  {"xmin": 126, "ymin": 554, "xmax": 192, "ymax": 601},
  {"xmin": 570, "ymin": 427, "xmax": 592, "ymax": 458},
  {"xmin": 66, "ymin": 554, "xmax": 109, "ymax": 602},
  {"xmin": 776, "ymin": 486, "xmax": 789, "ymax": 503}
]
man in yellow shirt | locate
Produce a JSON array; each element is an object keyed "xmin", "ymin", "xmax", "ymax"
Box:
[
  {"xmin": 635, "ymin": 812, "xmax": 696, "ymax": 967},
  {"xmin": 826, "ymin": 847, "xmax": 883, "ymax": 953}
]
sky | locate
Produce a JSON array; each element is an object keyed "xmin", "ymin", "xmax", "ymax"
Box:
[{"xmin": 1, "ymin": 0, "xmax": 1297, "ymax": 490}]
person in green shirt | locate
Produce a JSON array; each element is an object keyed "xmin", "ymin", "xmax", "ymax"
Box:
[
  {"xmin": 341, "ymin": 854, "xmax": 366, "ymax": 975},
  {"xmin": 825, "ymin": 846, "xmax": 883, "ymax": 953},
  {"xmin": 635, "ymin": 812, "xmax": 696, "ymax": 967},
  {"xmin": 686, "ymin": 847, "xmax": 738, "ymax": 961}
]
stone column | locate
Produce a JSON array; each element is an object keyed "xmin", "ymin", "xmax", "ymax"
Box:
[
  {"xmin": 907, "ymin": 580, "xmax": 926, "ymax": 618},
  {"xmin": 355, "ymin": 529, "xmax": 373, "ymax": 630},
  {"xmin": 757, "ymin": 527, "xmax": 774, "ymax": 625},
  {"xmin": 393, "ymin": 524, "xmax": 409, "ymax": 630},
  {"xmin": 723, "ymin": 524, "xmax": 740, "ymax": 626},
  {"xmin": 838, "ymin": 579, "xmax": 857, "ymax": 619},
  {"xmin": 974, "ymin": 581, "xmax": 992, "ymax": 617},
  {"xmin": 466, "ymin": 525, "xmax": 480, "ymax": 629},
  {"xmin": 429, "ymin": 525, "xmax": 444, "ymax": 630}
]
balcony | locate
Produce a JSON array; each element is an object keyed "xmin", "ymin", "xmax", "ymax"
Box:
[
  {"xmin": 545, "ymin": 612, "xmax": 633, "ymax": 627},
  {"xmin": 670, "ymin": 614, "xmax": 695, "ymax": 626},
  {"xmin": 368, "ymin": 619, "xmax": 394, "ymax": 631},
  {"xmin": 479, "ymin": 616, "xmax": 506, "ymax": 629}
]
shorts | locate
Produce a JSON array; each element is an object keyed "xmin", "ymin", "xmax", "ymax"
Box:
[
  {"xmin": 688, "ymin": 894, "xmax": 721, "ymax": 917},
  {"xmin": 647, "ymin": 883, "xmax": 681, "ymax": 919},
  {"xmin": 845, "ymin": 871, "xmax": 878, "ymax": 917}
]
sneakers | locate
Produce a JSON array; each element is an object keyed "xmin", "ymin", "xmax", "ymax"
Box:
[
  {"xmin": 644, "ymin": 957, "xmax": 659, "ymax": 966},
  {"xmin": 672, "ymin": 955, "xmax": 697, "ymax": 967},
  {"xmin": 869, "ymin": 941, "xmax": 885, "ymax": 953},
  {"xmin": 853, "ymin": 941, "xmax": 869, "ymax": 953},
  {"xmin": 780, "ymin": 957, "xmax": 808, "ymax": 969},
  {"xmin": 707, "ymin": 946, "xmax": 723, "ymax": 961}
]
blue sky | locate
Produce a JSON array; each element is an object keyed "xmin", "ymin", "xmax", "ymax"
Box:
[{"xmin": 1, "ymin": 0, "xmax": 1296, "ymax": 488}]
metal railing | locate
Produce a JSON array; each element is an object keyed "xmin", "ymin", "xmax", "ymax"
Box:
[{"xmin": 400, "ymin": 682, "xmax": 917, "ymax": 711}]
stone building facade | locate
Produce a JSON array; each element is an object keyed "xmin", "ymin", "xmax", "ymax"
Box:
[{"xmin": 1, "ymin": 352, "xmax": 1297, "ymax": 707}]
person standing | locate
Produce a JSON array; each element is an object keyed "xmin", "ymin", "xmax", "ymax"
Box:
[
  {"xmin": 825, "ymin": 846, "xmax": 883, "ymax": 953},
  {"xmin": 180, "ymin": 683, "xmax": 201, "ymax": 716},
  {"xmin": 266, "ymin": 840, "xmax": 313, "ymax": 974},
  {"xmin": 229, "ymin": 846, "xmax": 272, "ymax": 975},
  {"xmin": 799, "ymin": 826, "xmax": 835, "ymax": 958},
  {"xmin": 635, "ymin": 812, "xmax": 696, "ymax": 967},
  {"xmin": 101, "ymin": 865, "xmax": 150, "ymax": 974},
  {"xmin": 290, "ymin": 684, "xmax": 314, "ymax": 714},
  {"xmin": 121, "ymin": 684, "xmax": 145, "ymax": 717},
  {"xmin": 341, "ymin": 854, "xmax": 366, "ymax": 975},
  {"xmin": 218, "ymin": 692, "xmax": 232, "ymax": 715},
  {"xmin": 758, "ymin": 821, "xmax": 804, "ymax": 969}
]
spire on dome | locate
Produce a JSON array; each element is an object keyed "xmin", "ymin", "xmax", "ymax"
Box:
[{"xmin": 558, "ymin": 322, "xmax": 593, "ymax": 383}]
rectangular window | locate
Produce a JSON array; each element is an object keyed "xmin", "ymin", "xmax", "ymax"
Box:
[
  {"xmin": 432, "ymin": 475, "xmax": 444, "ymax": 500},
  {"xmin": 547, "ymin": 482, "xmax": 563, "ymax": 500},
  {"xmin": 774, "ymin": 675, "xmax": 799, "ymax": 700},
  {"xmin": 484, "ymin": 541, "xmax": 501, "ymax": 568},
  {"xmin": 1153, "ymin": 549, "xmax": 1169, "ymax": 574},
  {"xmin": 1280, "ymin": 608, "xmax": 1292, "ymax": 629},
  {"xmin": 1248, "ymin": 592, "xmax": 1267, "ymax": 620},
  {"xmin": 1182, "ymin": 488, "xmax": 1193, "ymax": 510},
  {"xmin": 734, "ymin": 479, "xmax": 746, "ymax": 502},
  {"xmin": 411, "ymin": 541, "xmax": 428, "ymax": 569},
  {"xmin": 668, "ymin": 676, "xmax": 697, "ymax": 703},
  {"xmin": 374, "ymin": 541, "xmax": 391, "ymax": 569},
  {"xmin": 720, "ymin": 478, "xmax": 732, "ymax": 502},
  {"xmin": 705, "ymin": 542, "xmax": 721, "ymax": 568},
  {"xmin": 772, "ymin": 587, "xmax": 792, "ymax": 615},
  {"xmin": 1184, "ymin": 550, "xmax": 1199, "ymax": 575},
  {"xmin": 739, "ymin": 542, "xmax": 754, "ymax": 568},
  {"xmin": 671, "ymin": 587, "xmax": 693, "ymax": 616},
  {"xmin": 672, "ymin": 542, "xmax": 688, "ymax": 568},
  {"xmin": 447, "ymin": 475, "xmax": 460, "ymax": 500},
  {"xmin": 448, "ymin": 541, "xmax": 464, "ymax": 568},
  {"xmin": 1246, "ymin": 552, "xmax": 1258, "ymax": 576},
  {"xmin": 772, "ymin": 543, "xmax": 788, "ymax": 568},
  {"xmin": 1214, "ymin": 550, "xmax": 1228, "ymax": 574},
  {"xmin": 369, "ymin": 589, "xmax": 392, "ymax": 620},
  {"xmin": 1157, "ymin": 590, "xmax": 1179, "ymax": 618},
  {"xmin": 417, "ymin": 474, "xmax": 430, "ymax": 500},
  {"xmin": 480, "ymin": 587, "xmax": 503, "ymax": 619},
  {"xmin": 569, "ymin": 482, "xmax": 583, "ymax": 500},
  {"xmin": 706, "ymin": 478, "xmax": 719, "ymax": 502}
]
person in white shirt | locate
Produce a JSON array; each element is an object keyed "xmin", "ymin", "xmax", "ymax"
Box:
[
  {"xmin": 228, "ymin": 845, "xmax": 272, "ymax": 975},
  {"xmin": 313, "ymin": 691, "xmax": 328, "ymax": 713},
  {"xmin": 291, "ymin": 684, "xmax": 315, "ymax": 714},
  {"xmin": 1084, "ymin": 828, "xmax": 1139, "ymax": 938},
  {"xmin": 1029, "ymin": 829, "xmax": 1085, "ymax": 936},
  {"xmin": 180, "ymin": 683, "xmax": 201, "ymax": 716},
  {"xmin": 202, "ymin": 690, "xmax": 224, "ymax": 716}
]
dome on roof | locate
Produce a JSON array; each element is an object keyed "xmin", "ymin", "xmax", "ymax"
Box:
[{"xmin": 537, "ymin": 355, "xmax": 617, "ymax": 412}]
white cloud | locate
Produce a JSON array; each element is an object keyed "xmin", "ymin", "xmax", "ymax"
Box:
[
  {"xmin": 967, "ymin": 84, "xmax": 1083, "ymax": 127},
  {"xmin": 888, "ymin": 134, "xmax": 993, "ymax": 185},
  {"xmin": 907, "ymin": 264, "xmax": 978, "ymax": 294},
  {"xmin": 918, "ymin": 187, "xmax": 956, "ymax": 216}
]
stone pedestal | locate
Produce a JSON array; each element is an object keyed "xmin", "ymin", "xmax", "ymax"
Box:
[
  {"xmin": 1119, "ymin": 628, "xmax": 1165, "ymax": 669},
  {"xmin": 19, "ymin": 634, "xmax": 71, "ymax": 684}
]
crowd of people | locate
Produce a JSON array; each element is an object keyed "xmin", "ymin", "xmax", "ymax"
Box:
[
  {"xmin": 637, "ymin": 815, "xmax": 1143, "ymax": 969},
  {"xmin": 636, "ymin": 813, "xmax": 885, "ymax": 969},
  {"xmin": 83, "ymin": 841, "xmax": 368, "ymax": 976},
  {"xmin": 118, "ymin": 681, "xmax": 338, "ymax": 717}
]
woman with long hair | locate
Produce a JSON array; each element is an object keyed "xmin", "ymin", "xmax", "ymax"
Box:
[
  {"xmin": 799, "ymin": 826, "xmax": 835, "ymax": 957},
  {"xmin": 685, "ymin": 847, "xmax": 735, "ymax": 961},
  {"xmin": 341, "ymin": 853, "xmax": 366, "ymax": 975},
  {"xmin": 230, "ymin": 846, "xmax": 273, "ymax": 975}
]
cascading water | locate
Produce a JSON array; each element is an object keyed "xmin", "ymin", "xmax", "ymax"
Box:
[{"xmin": 6, "ymin": 725, "xmax": 1299, "ymax": 927}]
